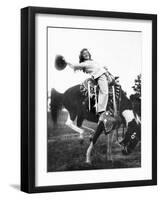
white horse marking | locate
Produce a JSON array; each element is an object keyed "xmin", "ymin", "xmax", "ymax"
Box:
[
  {"xmin": 122, "ymin": 110, "xmax": 135, "ymax": 126},
  {"xmin": 65, "ymin": 113, "xmax": 84, "ymax": 139},
  {"xmin": 82, "ymin": 125, "xmax": 95, "ymax": 133},
  {"xmin": 86, "ymin": 142, "xmax": 93, "ymax": 163}
]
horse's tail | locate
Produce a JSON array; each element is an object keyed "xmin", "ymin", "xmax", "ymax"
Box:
[{"xmin": 50, "ymin": 88, "xmax": 63, "ymax": 124}]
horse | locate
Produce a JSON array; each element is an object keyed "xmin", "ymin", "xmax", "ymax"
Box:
[{"xmin": 50, "ymin": 78, "xmax": 141, "ymax": 163}]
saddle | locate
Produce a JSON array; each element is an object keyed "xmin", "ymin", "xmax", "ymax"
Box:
[
  {"xmin": 80, "ymin": 75, "xmax": 120, "ymax": 115},
  {"xmin": 80, "ymin": 76, "xmax": 124, "ymax": 138}
]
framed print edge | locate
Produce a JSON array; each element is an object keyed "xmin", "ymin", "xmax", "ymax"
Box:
[
  {"xmin": 152, "ymin": 14, "xmax": 157, "ymax": 186},
  {"xmin": 21, "ymin": 7, "xmax": 30, "ymax": 193},
  {"xmin": 21, "ymin": 6, "xmax": 157, "ymax": 193},
  {"xmin": 21, "ymin": 7, "xmax": 36, "ymax": 193}
]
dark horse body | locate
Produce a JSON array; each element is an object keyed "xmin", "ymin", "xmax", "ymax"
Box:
[
  {"xmin": 51, "ymin": 84, "xmax": 98, "ymax": 125},
  {"xmin": 50, "ymin": 81, "xmax": 141, "ymax": 163}
]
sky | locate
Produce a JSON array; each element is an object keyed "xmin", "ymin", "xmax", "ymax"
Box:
[{"xmin": 48, "ymin": 27, "xmax": 142, "ymax": 97}]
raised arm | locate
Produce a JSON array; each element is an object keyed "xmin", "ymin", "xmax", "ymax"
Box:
[{"xmin": 67, "ymin": 62, "xmax": 87, "ymax": 71}]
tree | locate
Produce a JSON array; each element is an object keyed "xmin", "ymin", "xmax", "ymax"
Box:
[
  {"xmin": 132, "ymin": 74, "xmax": 141, "ymax": 98},
  {"xmin": 130, "ymin": 74, "xmax": 141, "ymax": 117}
]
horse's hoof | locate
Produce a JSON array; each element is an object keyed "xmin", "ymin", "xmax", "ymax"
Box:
[{"xmin": 85, "ymin": 160, "xmax": 92, "ymax": 165}]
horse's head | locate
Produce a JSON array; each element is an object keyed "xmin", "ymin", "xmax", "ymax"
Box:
[
  {"xmin": 120, "ymin": 117, "xmax": 141, "ymax": 155},
  {"xmin": 117, "ymin": 88, "xmax": 141, "ymax": 154}
]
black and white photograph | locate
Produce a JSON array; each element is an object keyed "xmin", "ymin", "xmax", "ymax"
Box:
[
  {"xmin": 21, "ymin": 7, "xmax": 157, "ymax": 193},
  {"xmin": 47, "ymin": 26, "xmax": 142, "ymax": 172}
]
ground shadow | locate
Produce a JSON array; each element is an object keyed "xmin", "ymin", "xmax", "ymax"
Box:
[{"xmin": 10, "ymin": 184, "xmax": 20, "ymax": 191}]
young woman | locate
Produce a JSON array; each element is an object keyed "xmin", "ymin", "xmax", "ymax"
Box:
[{"xmin": 68, "ymin": 48, "xmax": 110, "ymax": 116}]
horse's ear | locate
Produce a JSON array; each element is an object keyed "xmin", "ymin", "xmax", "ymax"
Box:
[{"xmin": 55, "ymin": 55, "xmax": 67, "ymax": 70}]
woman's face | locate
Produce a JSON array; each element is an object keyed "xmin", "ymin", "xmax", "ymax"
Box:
[{"xmin": 82, "ymin": 50, "xmax": 90, "ymax": 61}]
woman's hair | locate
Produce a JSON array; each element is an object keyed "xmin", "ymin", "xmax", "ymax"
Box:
[{"xmin": 79, "ymin": 48, "xmax": 92, "ymax": 63}]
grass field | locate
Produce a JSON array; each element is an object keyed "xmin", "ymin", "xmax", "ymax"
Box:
[{"xmin": 47, "ymin": 110, "xmax": 141, "ymax": 172}]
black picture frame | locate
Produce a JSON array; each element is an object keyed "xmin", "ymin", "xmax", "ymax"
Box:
[{"xmin": 21, "ymin": 6, "xmax": 157, "ymax": 193}]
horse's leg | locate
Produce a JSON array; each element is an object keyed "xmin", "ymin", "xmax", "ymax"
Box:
[
  {"xmin": 82, "ymin": 125, "xmax": 95, "ymax": 141},
  {"xmin": 114, "ymin": 128, "xmax": 122, "ymax": 147},
  {"xmin": 77, "ymin": 114, "xmax": 95, "ymax": 141},
  {"xmin": 106, "ymin": 130, "xmax": 114, "ymax": 162},
  {"xmin": 86, "ymin": 142, "xmax": 93, "ymax": 164},
  {"xmin": 107, "ymin": 134, "xmax": 110, "ymax": 161},
  {"xmin": 65, "ymin": 112, "xmax": 84, "ymax": 140},
  {"xmin": 76, "ymin": 115, "xmax": 85, "ymax": 140},
  {"xmin": 82, "ymin": 125, "xmax": 95, "ymax": 133},
  {"xmin": 86, "ymin": 121, "xmax": 105, "ymax": 163}
]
